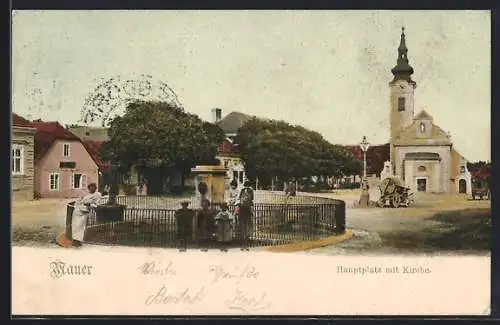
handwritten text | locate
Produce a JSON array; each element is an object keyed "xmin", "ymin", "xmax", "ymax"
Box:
[
  {"xmin": 145, "ymin": 285, "xmax": 205, "ymax": 306},
  {"xmin": 209, "ymin": 264, "xmax": 259, "ymax": 284}
]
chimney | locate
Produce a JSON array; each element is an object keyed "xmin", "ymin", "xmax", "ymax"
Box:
[{"xmin": 211, "ymin": 108, "xmax": 222, "ymax": 123}]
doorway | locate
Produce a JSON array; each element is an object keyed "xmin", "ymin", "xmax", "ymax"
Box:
[
  {"xmin": 416, "ymin": 177, "xmax": 427, "ymax": 192},
  {"xmin": 459, "ymin": 179, "xmax": 467, "ymax": 194}
]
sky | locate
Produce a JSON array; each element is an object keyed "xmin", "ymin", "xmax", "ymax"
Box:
[{"xmin": 12, "ymin": 10, "xmax": 490, "ymax": 161}]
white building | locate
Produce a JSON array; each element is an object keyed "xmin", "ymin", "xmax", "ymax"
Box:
[{"xmin": 389, "ymin": 28, "xmax": 471, "ymax": 194}]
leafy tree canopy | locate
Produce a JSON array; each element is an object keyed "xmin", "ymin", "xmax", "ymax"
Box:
[
  {"xmin": 235, "ymin": 117, "xmax": 361, "ymax": 184},
  {"xmin": 100, "ymin": 100, "xmax": 226, "ymax": 175}
]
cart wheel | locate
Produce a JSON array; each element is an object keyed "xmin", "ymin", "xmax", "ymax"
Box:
[{"xmin": 391, "ymin": 193, "xmax": 401, "ymax": 208}]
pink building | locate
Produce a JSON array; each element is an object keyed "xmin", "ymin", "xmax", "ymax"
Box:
[{"xmin": 33, "ymin": 121, "xmax": 99, "ymax": 198}]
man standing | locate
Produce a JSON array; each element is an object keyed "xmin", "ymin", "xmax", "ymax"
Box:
[
  {"xmin": 72, "ymin": 183, "xmax": 102, "ymax": 247},
  {"xmin": 175, "ymin": 201, "xmax": 194, "ymax": 252},
  {"xmin": 238, "ymin": 180, "xmax": 254, "ymax": 251}
]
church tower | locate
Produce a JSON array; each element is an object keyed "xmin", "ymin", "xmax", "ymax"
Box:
[{"xmin": 389, "ymin": 27, "xmax": 417, "ymax": 164}]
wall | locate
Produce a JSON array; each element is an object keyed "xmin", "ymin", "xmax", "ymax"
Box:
[
  {"xmin": 394, "ymin": 145, "xmax": 451, "ymax": 193},
  {"xmin": 36, "ymin": 139, "xmax": 99, "ymax": 198},
  {"xmin": 11, "ymin": 127, "xmax": 36, "ymax": 200},
  {"xmin": 404, "ymin": 159, "xmax": 440, "ymax": 193},
  {"xmin": 390, "ymin": 79, "xmax": 415, "ymax": 163},
  {"xmin": 449, "ymin": 149, "xmax": 472, "ymax": 195}
]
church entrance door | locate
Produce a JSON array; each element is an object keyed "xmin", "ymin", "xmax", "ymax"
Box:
[
  {"xmin": 459, "ymin": 179, "xmax": 467, "ymax": 194},
  {"xmin": 416, "ymin": 178, "xmax": 427, "ymax": 192}
]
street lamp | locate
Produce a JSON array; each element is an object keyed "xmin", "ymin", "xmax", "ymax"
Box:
[{"xmin": 359, "ymin": 136, "xmax": 370, "ymax": 181}]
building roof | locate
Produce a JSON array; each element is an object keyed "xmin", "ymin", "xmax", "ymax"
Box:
[
  {"xmin": 413, "ymin": 109, "xmax": 434, "ymax": 121},
  {"xmin": 12, "ymin": 113, "xmax": 35, "ymax": 128},
  {"xmin": 82, "ymin": 140, "xmax": 112, "ymax": 171},
  {"xmin": 32, "ymin": 121, "xmax": 81, "ymax": 161},
  {"xmin": 216, "ymin": 111, "xmax": 254, "ymax": 134},
  {"xmin": 395, "ymin": 115, "xmax": 451, "ymax": 146},
  {"xmin": 390, "ymin": 27, "xmax": 416, "ymax": 85}
]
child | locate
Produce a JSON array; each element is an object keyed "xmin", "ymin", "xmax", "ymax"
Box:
[
  {"xmin": 215, "ymin": 203, "xmax": 235, "ymax": 252},
  {"xmin": 196, "ymin": 199, "xmax": 215, "ymax": 252}
]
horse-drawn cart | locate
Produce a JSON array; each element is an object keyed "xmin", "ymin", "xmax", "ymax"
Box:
[{"xmin": 377, "ymin": 177, "xmax": 414, "ymax": 208}]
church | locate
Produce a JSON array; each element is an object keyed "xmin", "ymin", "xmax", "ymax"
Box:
[{"xmin": 386, "ymin": 28, "xmax": 472, "ymax": 195}]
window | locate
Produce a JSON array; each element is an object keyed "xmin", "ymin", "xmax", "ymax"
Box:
[
  {"xmin": 72, "ymin": 174, "xmax": 85, "ymax": 189},
  {"xmin": 11, "ymin": 144, "xmax": 24, "ymax": 175},
  {"xmin": 49, "ymin": 173, "xmax": 60, "ymax": 191},
  {"xmin": 63, "ymin": 143, "xmax": 70, "ymax": 157},
  {"xmin": 397, "ymin": 97, "xmax": 405, "ymax": 111},
  {"xmin": 460, "ymin": 166, "xmax": 466, "ymax": 173},
  {"xmin": 418, "ymin": 166, "xmax": 426, "ymax": 172},
  {"xmin": 59, "ymin": 161, "xmax": 76, "ymax": 169},
  {"xmin": 419, "ymin": 122, "xmax": 426, "ymax": 133}
]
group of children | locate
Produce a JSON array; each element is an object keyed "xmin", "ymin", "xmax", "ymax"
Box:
[{"xmin": 175, "ymin": 180, "xmax": 254, "ymax": 252}]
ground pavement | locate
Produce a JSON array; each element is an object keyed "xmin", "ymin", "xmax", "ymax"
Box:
[{"xmin": 12, "ymin": 191, "xmax": 490, "ymax": 255}]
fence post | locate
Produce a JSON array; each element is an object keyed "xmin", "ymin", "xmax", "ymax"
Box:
[
  {"xmin": 65, "ymin": 202, "xmax": 75, "ymax": 240},
  {"xmin": 335, "ymin": 200, "xmax": 346, "ymax": 233}
]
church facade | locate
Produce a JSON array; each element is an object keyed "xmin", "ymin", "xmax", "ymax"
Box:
[{"xmin": 389, "ymin": 28, "xmax": 472, "ymax": 194}]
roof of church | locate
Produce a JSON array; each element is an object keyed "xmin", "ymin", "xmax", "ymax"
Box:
[
  {"xmin": 414, "ymin": 110, "xmax": 434, "ymax": 121},
  {"xmin": 216, "ymin": 111, "xmax": 254, "ymax": 134},
  {"xmin": 390, "ymin": 27, "xmax": 416, "ymax": 86},
  {"xmin": 394, "ymin": 114, "xmax": 452, "ymax": 146}
]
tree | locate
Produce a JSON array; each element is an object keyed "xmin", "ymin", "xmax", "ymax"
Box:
[
  {"xmin": 467, "ymin": 161, "xmax": 490, "ymax": 173},
  {"xmin": 235, "ymin": 117, "xmax": 361, "ymax": 188},
  {"xmin": 100, "ymin": 100, "xmax": 225, "ymax": 193}
]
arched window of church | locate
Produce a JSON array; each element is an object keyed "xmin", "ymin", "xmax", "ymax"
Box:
[
  {"xmin": 419, "ymin": 122, "xmax": 426, "ymax": 133},
  {"xmin": 418, "ymin": 165, "xmax": 426, "ymax": 172}
]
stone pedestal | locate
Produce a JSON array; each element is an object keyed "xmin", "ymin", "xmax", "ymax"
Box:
[
  {"xmin": 191, "ymin": 165, "xmax": 229, "ymax": 205},
  {"xmin": 191, "ymin": 165, "xmax": 229, "ymax": 241}
]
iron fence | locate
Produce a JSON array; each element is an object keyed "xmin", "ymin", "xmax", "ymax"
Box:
[
  {"xmin": 99, "ymin": 191, "xmax": 340, "ymax": 209},
  {"xmin": 84, "ymin": 195, "xmax": 345, "ymax": 249}
]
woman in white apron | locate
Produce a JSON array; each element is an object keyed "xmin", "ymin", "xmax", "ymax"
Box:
[{"xmin": 72, "ymin": 183, "xmax": 101, "ymax": 246}]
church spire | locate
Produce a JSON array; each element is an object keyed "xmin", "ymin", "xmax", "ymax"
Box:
[{"xmin": 390, "ymin": 27, "xmax": 416, "ymax": 85}]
